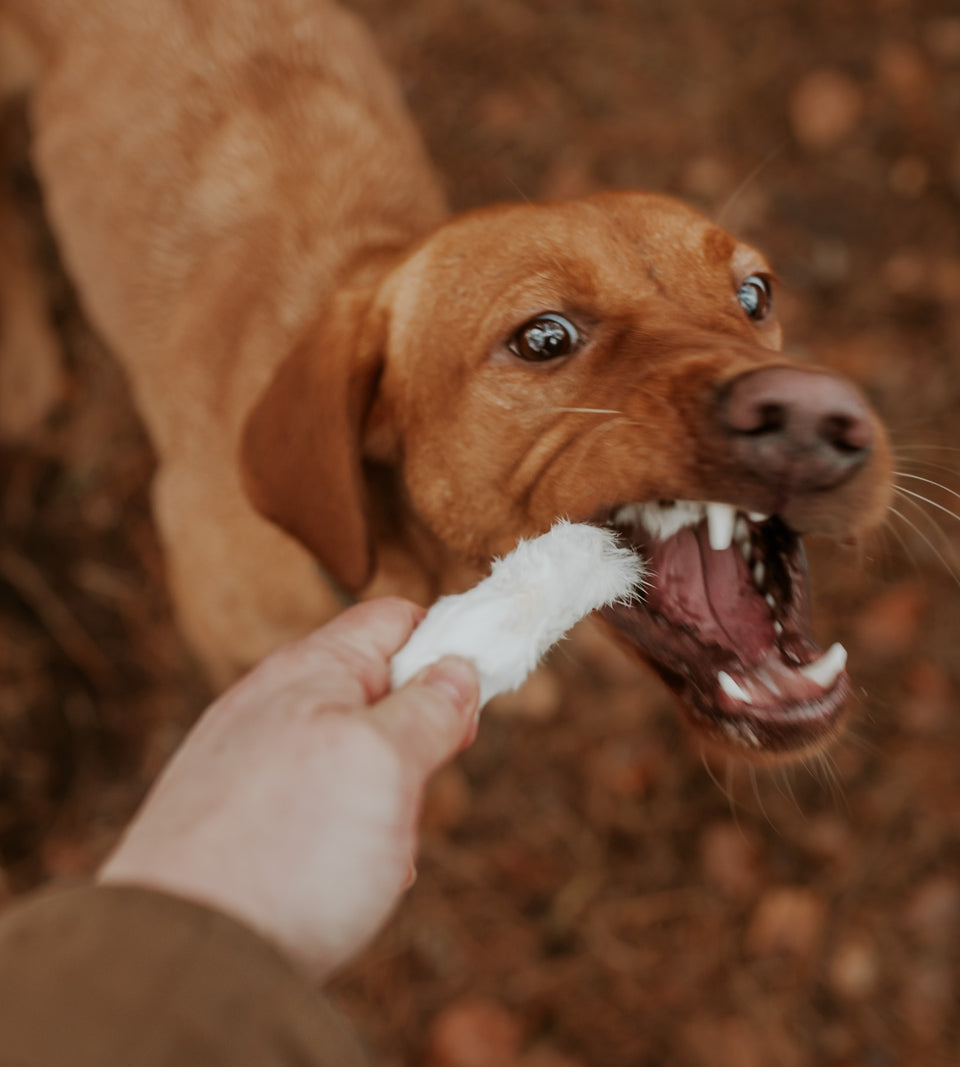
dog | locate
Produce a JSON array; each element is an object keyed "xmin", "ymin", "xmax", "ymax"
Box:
[{"xmin": 0, "ymin": 0, "xmax": 892, "ymax": 760}]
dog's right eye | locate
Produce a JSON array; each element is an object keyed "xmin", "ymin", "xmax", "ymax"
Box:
[
  {"xmin": 509, "ymin": 314, "xmax": 580, "ymax": 362},
  {"xmin": 738, "ymin": 274, "xmax": 772, "ymax": 321}
]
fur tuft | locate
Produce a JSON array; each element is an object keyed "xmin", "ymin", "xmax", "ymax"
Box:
[{"xmin": 390, "ymin": 521, "xmax": 645, "ymax": 706}]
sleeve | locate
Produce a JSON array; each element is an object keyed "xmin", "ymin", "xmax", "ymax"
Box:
[{"xmin": 0, "ymin": 883, "xmax": 369, "ymax": 1067}]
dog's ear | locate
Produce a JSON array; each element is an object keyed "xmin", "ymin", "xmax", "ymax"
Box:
[{"xmin": 240, "ymin": 290, "xmax": 386, "ymax": 592}]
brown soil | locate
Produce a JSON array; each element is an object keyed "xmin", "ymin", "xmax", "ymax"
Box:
[{"xmin": 2, "ymin": 2, "xmax": 959, "ymax": 1064}]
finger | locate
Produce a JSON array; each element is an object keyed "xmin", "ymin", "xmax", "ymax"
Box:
[
  {"xmin": 282, "ymin": 597, "xmax": 427, "ymax": 704},
  {"xmin": 370, "ymin": 656, "xmax": 480, "ymax": 779}
]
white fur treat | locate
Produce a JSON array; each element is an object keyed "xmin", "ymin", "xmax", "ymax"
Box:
[{"xmin": 390, "ymin": 521, "xmax": 645, "ymax": 706}]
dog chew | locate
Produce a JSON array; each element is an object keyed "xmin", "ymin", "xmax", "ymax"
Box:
[{"xmin": 390, "ymin": 521, "xmax": 646, "ymax": 707}]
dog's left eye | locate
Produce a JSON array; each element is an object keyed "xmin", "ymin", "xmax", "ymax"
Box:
[
  {"xmin": 737, "ymin": 275, "xmax": 772, "ymax": 321},
  {"xmin": 509, "ymin": 314, "xmax": 580, "ymax": 361}
]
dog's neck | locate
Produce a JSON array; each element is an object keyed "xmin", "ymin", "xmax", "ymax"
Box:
[{"xmin": 361, "ymin": 460, "xmax": 483, "ymax": 605}]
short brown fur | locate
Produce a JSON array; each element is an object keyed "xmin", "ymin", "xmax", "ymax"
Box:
[{"xmin": 0, "ymin": 0, "xmax": 891, "ymax": 694}]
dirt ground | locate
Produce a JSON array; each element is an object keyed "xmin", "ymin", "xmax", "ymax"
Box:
[{"xmin": 2, "ymin": 1, "xmax": 959, "ymax": 1064}]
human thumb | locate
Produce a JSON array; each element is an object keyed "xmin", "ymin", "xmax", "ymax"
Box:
[{"xmin": 371, "ymin": 656, "xmax": 480, "ymax": 779}]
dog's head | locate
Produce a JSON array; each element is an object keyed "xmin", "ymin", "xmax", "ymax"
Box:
[{"xmin": 242, "ymin": 191, "xmax": 892, "ymax": 760}]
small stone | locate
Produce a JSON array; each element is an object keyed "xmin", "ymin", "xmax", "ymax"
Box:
[
  {"xmin": 900, "ymin": 659, "xmax": 952, "ymax": 734},
  {"xmin": 903, "ymin": 876, "xmax": 960, "ymax": 948},
  {"xmin": 924, "ymin": 17, "xmax": 960, "ymax": 63},
  {"xmin": 789, "ymin": 70, "xmax": 863, "ymax": 150},
  {"xmin": 875, "ymin": 41, "xmax": 933, "ymax": 109},
  {"xmin": 801, "ymin": 813, "xmax": 853, "ymax": 867},
  {"xmin": 883, "ymin": 249, "xmax": 929, "ymax": 296},
  {"xmin": 699, "ymin": 820, "xmax": 763, "ymax": 902},
  {"xmin": 746, "ymin": 887, "xmax": 825, "ymax": 963},
  {"xmin": 587, "ymin": 740, "xmax": 657, "ymax": 799},
  {"xmin": 428, "ymin": 998, "xmax": 524, "ymax": 1067},
  {"xmin": 888, "ymin": 155, "xmax": 930, "ymax": 198},
  {"xmin": 828, "ymin": 935, "xmax": 881, "ymax": 999}
]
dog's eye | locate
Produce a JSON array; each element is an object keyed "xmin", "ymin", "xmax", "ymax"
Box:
[
  {"xmin": 737, "ymin": 275, "xmax": 772, "ymax": 321},
  {"xmin": 510, "ymin": 314, "xmax": 580, "ymax": 361}
]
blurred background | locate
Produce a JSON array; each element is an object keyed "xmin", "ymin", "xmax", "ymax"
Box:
[{"xmin": 1, "ymin": 0, "xmax": 959, "ymax": 1064}]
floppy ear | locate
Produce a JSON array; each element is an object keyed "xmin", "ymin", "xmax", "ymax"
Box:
[{"xmin": 240, "ymin": 290, "xmax": 386, "ymax": 592}]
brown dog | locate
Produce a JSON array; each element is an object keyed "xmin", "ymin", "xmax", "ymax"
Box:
[{"xmin": 1, "ymin": 0, "xmax": 891, "ymax": 759}]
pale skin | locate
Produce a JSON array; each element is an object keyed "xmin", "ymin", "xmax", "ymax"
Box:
[{"xmin": 99, "ymin": 597, "xmax": 480, "ymax": 983}]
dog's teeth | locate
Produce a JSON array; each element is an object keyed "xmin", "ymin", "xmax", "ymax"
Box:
[
  {"xmin": 748, "ymin": 511, "xmax": 769, "ymax": 523},
  {"xmin": 612, "ymin": 503, "xmax": 644, "ymax": 527},
  {"xmin": 706, "ymin": 503, "xmax": 737, "ymax": 551},
  {"xmin": 765, "ymin": 592, "xmax": 776, "ymax": 611},
  {"xmin": 774, "ymin": 620, "xmax": 783, "ymax": 635},
  {"xmin": 753, "ymin": 562, "xmax": 765, "ymax": 588},
  {"xmin": 634, "ymin": 501, "xmax": 705, "ymax": 541},
  {"xmin": 797, "ymin": 642, "xmax": 847, "ymax": 689},
  {"xmin": 717, "ymin": 670, "xmax": 750, "ymax": 702},
  {"xmin": 756, "ymin": 668, "xmax": 782, "ymax": 697}
]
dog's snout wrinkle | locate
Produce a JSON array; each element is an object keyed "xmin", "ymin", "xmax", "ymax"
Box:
[{"xmin": 719, "ymin": 366, "xmax": 874, "ymax": 494}]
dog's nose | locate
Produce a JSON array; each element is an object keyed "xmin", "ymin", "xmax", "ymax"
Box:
[{"xmin": 719, "ymin": 366, "xmax": 874, "ymax": 493}]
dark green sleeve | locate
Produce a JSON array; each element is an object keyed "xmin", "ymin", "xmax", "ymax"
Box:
[{"xmin": 0, "ymin": 883, "xmax": 368, "ymax": 1067}]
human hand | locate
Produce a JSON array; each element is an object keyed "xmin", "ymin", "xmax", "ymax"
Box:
[{"xmin": 99, "ymin": 597, "xmax": 479, "ymax": 982}]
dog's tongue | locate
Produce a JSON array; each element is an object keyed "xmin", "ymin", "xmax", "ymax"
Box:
[{"xmin": 645, "ymin": 525, "xmax": 775, "ymax": 666}]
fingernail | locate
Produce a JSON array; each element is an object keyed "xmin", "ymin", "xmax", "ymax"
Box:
[{"xmin": 416, "ymin": 656, "xmax": 479, "ymax": 710}]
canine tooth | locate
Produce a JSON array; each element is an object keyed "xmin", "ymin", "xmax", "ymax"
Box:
[
  {"xmin": 765, "ymin": 593, "xmax": 776, "ymax": 610},
  {"xmin": 774, "ymin": 620, "xmax": 783, "ymax": 635},
  {"xmin": 748, "ymin": 511, "xmax": 769, "ymax": 523},
  {"xmin": 718, "ymin": 671, "xmax": 750, "ymax": 703},
  {"xmin": 798, "ymin": 642, "xmax": 847, "ymax": 689},
  {"xmin": 706, "ymin": 503, "xmax": 737, "ymax": 551},
  {"xmin": 753, "ymin": 562, "xmax": 765, "ymax": 588}
]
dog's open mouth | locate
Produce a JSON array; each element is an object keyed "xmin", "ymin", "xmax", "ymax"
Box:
[{"xmin": 599, "ymin": 501, "xmax": 849, "ymax": 754}]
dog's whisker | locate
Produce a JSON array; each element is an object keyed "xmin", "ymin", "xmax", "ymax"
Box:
[
  {"xmin": 887, "ymin": 502, "xmax": 960, "ymax": 587},
  {"xmin": 700, "ymin": 750, "xmax": 740, "ymax": 819},
  {"xmin": 773, "ymin": 765, "xmax": 803, "ymax": 815},
  {"xmin": 894, "ymin": 484, "xmax": 960, "ymax": 526},
  {"xmin": 893, "ymin": 456, "xmax": 960, "ymax": 481},
  {"xmin": 894, "ymin": 471, "xmax": 960, "ymax": 505},
  {"xmin": 812, "ymin": 749, "xmax": 847, "ymax": 811},
  {"xmin": 892, "ymin": 487, "xmax": 956, "ymax": 542},
  {"xmin": 894, "ymin": 486, "xmax": 960, "ymax": 577},
  {"xmin": 715, "ymin": 140, "xmax": 787, "ymax": 228},
  {"xmin": 748, "ymin": 763, "xmax": 775, "ymax": 829},
  {"xmin": 892, "ymin": 443, "xmax": 960, "ymax": 454},
  {"xmin": 504, "ymin": 175, "xmax": 533, "ymax": 205},
  {"xmin": 551, "ymin": 407, "xmax": 625, "ymax": 416},
  {"xmin": 893, "ymin": 488, "xmax": 960, "ymax": 572},
  {"xmin": 880, "ymin": 512, "xmax": 924, "ymax": 576},
  {"xmin": 723, "ymin": 760, "xmax": 743, "ymax": 829},
  {"xmin": 840, "ymin": 722, "xmax": 884, "ymax": 760}
]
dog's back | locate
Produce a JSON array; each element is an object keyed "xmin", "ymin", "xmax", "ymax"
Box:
[{"xmin": 1, "ymin": 0, "xmax": 449, "ymax": 681}]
